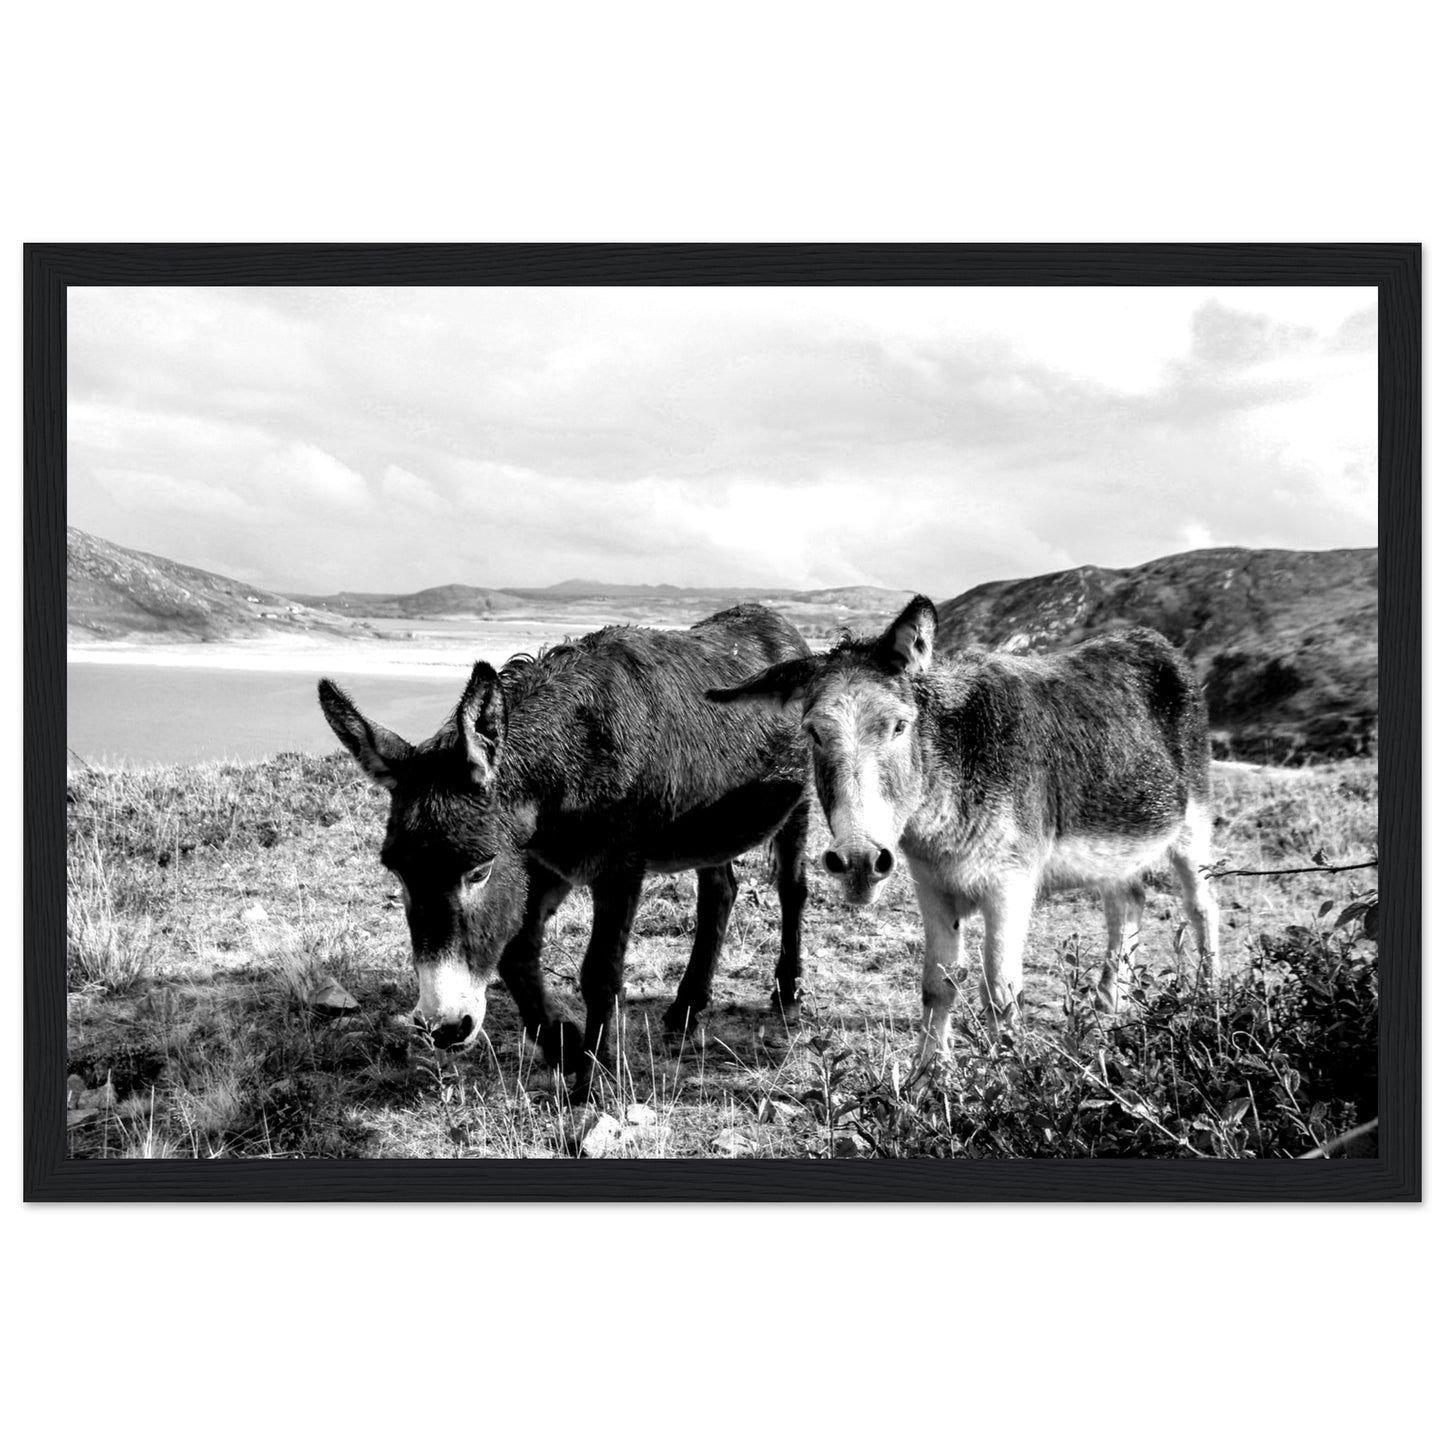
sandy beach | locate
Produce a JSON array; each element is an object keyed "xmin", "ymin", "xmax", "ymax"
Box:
[{"xmin": 66, "ymin": 620, "xmax": 580, "ymax": 681}]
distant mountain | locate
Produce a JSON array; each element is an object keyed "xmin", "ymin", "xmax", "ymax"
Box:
[
  {"xmin": 287, "ymin": 584, "xmax": 527, "ymax": 618},
  {"xmin": 503, "ymin": 580, "xmax": 918, "ymax": 608},
  {"xmin": 520, "ymin": 579, "xmax": 689, "ymax": 599},
  {"xmin": 792, "ymin": 585, "xmax": 917, "ymax": 611},
  {"xmin": 293, "ymin": 577, "xmax": 917, "ymax": 637},
  {"xmin": 67, "ymin": 529, "xmax": 371, "ymax": 643},
  {"xmin": 934, "ymin": 547, "xmax": 1377, "ymax": 763}
]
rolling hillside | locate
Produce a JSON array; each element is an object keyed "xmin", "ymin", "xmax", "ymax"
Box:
[
  {"xmin": 292, "ymin": 580, "xmax": 917, "ymax": 636},
  {"xmin": 934, "ymin": 547, "xmax": 1377, "ymax": 762},
  {"xmin": 66, "ymin": 529, "xmax": 373, "ymax": 643},
  {"xmin": 286, "ymin": 584, "xmax": 528, "ymax": 618}
]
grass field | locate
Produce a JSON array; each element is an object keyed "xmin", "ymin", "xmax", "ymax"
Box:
[{"xmin": 65, "ymin": 753, "xmax": 1379, "ymax": 1160}]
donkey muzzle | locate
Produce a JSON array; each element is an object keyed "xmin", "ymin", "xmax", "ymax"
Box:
[
  {"xmin": 821, "ymin": 843, "xmax": 895, "ymax": 904},
  {"xmin": 413, "ymin": 1012, "xmax": 481, "ymax": 1052},
  {"xmin": 413, "ymin": 954, "xmax": 487, "ymax": 1050}
]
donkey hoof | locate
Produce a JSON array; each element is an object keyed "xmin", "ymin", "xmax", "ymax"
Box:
[
  {"xmin": 539, "ymin": 1019, "xmax": 586, "ymax": 1072},
  {"xmin": 568, "ymin": 1059, "xmax": 615, "ymax": 1107},
  {"xmin": 661, "ymin": 1001, "xmax": 705, "ymax": 1036},
  {"xmin": 769, "ymin": 989, "xmax": 803, "ymax": 1027}
]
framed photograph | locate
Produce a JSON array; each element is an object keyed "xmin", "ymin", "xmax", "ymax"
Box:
[{"xmin": 26, "ymin": 243, "xmax": 1420, "ymax": 1201}]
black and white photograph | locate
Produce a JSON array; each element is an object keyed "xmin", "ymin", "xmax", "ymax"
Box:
[
  {"xmin": 9, "ymin": 6, "xmax": 1438, "ymax": 1440},
  {"xmin": 54, "ymin": 268, "xmax": 1396, "ymax": 1173}
]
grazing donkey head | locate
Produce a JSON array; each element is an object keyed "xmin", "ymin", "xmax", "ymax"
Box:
[
  {"xmin": 319, "ymin": 663, "xmax": 523, "ymax": 1051},
  {"xmin": 711, "ymin": 596, "xmax": 938, "ymax": 906}
]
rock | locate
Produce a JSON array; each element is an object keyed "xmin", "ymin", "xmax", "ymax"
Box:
[
  {"xmin": 240, "ymin": 903, "xmax": 269, "ymax": 925},
  {"xmin": 831, "ymin": 1133, "xmax": 869, "ymax": 1158},
  {"xmin": 309, "ymin": 977, "xmax": 360, "ymax": 1016},
  {"xmin": 569, "ymin": 1106, "xmax": 671, "ymax": 1158},
  {"xmin": 710, "ymin": 1127, "xmax": 758, "ymax": 1158},
  {"xmin": 66, "ymin": 1075, "xmax": 87, "ymax": 1107},
  {"xmin": 579, "ymin": 1113, "xmax": 625, "ymax": 1159},
  {"xmin": 67, "ymin": 1108, "xmax": 99, "ymax": 1129},
  {"xmin": 78, "ymin": 1080, "xmax": 118, "ymax": 1111}
]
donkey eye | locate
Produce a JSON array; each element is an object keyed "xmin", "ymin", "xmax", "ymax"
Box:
[
  {"xmin": 463, "ymin": 856, "xmax": 496, "ymax": 889},
  {"xmin": 893, "ymin": 718, "xmax": 908, "ymax": 737}
]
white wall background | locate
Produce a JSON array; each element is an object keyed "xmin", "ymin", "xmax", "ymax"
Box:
[{"xmin": 6, "ymin": 4, "xmax": 1436, "ymax": 1441}]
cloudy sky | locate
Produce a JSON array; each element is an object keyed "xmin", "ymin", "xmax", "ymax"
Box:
[{"xmin": 67, "ymin": 285, "xmax": 1377, "ymax": 597}]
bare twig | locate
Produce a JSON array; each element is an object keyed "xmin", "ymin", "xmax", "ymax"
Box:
[{"xmin": 1209, "ymin": 859, "xmax": 1377, "ymax": 880}]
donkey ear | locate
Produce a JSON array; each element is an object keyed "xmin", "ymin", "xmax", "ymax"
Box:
[
  {"xmin": 456, "ymin": 660, "xmax": 506, "ymax": 787},
  {"xmin": 318, "ymin": 679, "xmax": 414, "ymax": 791},
  {"xmin": 708, "ymin": 655, "xmax": 818, "ymax": 713},
  {"xmin": 878, "ymin": 595, "xmax": 937, "ymax": 675}
]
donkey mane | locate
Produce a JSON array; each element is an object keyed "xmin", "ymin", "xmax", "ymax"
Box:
[
  {"xmin": 496, "ymin": 639, "xmax": 589, "ymax": 702},
  {"xmin": 499, "ymin": 621, "xmax": 714, "ymax": 706}
]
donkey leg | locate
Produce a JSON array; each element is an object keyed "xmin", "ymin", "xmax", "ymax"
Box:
[
  {"xmin": 1096, "ymin": 881, "xmax": 1145, "ymax": 1011},
  {"xmin": 1169, "ymin": 845, "xmax": 1221, "ymax": 986},
  {"xmin": 1169, "ymin": 795, "xmax": 1220, "ymax": 984},
  {"xmin": 574, "ymin": 869, "xmax": 645, "ymax": 1102},
  {"xmin": 496, "ymin": 862, "xmax": 581, "ymax": 1074},
  {"xmin": 769, "ymin": 799, "xmax": 812, "ymax": 1024},
  {"xmin": 662, "ymin": 863, "xmax": 738, "ymax": 1035},
  {"xmin": 912, "ymin": 871, "xmax": 962, "ymax": 1068},
  {"xmin": 979, "ymin": 872, "xmax": 1035, "ymax": 1034}
]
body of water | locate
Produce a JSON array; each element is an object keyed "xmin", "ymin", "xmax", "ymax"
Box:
[
  {"xmin": 65, "ymin": 615, "xmax": 748, "ymax": 769},
  {"xmin": 67, "ymin": 662, "xmax": 470, "ymax": 768}
]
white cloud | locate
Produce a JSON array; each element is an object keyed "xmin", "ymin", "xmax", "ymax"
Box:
[
  {"xmin": 257, "ymin": 443, "xmax": 368, "ymax": 508},
  {"xmin": 89, "ymin": 467, "xmax": 250, "ymax": 520},
  {"xmin": 378, "ymin": 464, "xmax": 445, "ymax": 511},
  {"xmin": 66, "ymin": 286, "xmax": 1378, "ymax": 597}
]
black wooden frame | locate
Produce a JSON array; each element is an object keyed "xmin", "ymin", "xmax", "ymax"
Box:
[{"xmin": 25, "ymin": 243, "xmax": 1421, "ymax": 1201}]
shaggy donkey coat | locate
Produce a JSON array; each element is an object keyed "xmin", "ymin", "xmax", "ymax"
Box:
[
  {"xmin": 320, "ymin": 604, "xmax": 812, "ymax": 1098},
  {"xmin": 711, "ymin": 596, "xmax": 1219, "ymax": 1058}
]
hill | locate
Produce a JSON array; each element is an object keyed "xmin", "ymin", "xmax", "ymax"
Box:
[
  {"xmin": 792, "ymin": 585, "xmax": 917, "ymax": 611},
  {"xmin": 287, "ymin": 584, "xmax": 528, "ymax": 618},
  {"xmin": 292, "ymin": 578, "xmax": 917, "ymax": 637},
  {"xmin": 519, "ymin": 578, "xmax": 689, "ymax": 599},
  {"xmin": 69, "ymin": 528, "xmax": 920, "ymax": 644},
  {"xmin": 934, "ymin": 547, "xmax": 1377, "ymax": 762},
  {"xmin": 67, "ymin": 529, "xmax": 372, "ymax": 643}
]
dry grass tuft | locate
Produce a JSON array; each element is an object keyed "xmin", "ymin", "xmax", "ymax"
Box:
[{"xmin": 68, "ymin": 835, "xmax": 155, "ymax": 990}]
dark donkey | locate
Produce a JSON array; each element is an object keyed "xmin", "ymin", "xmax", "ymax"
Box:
[
  {"xmin": 318, "ymin": 604, "xmax": 812, "ymax": 1098},
  {"xmin": 711, "ymin": 596, "xmax": 1220, "ymax": 1062}
]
